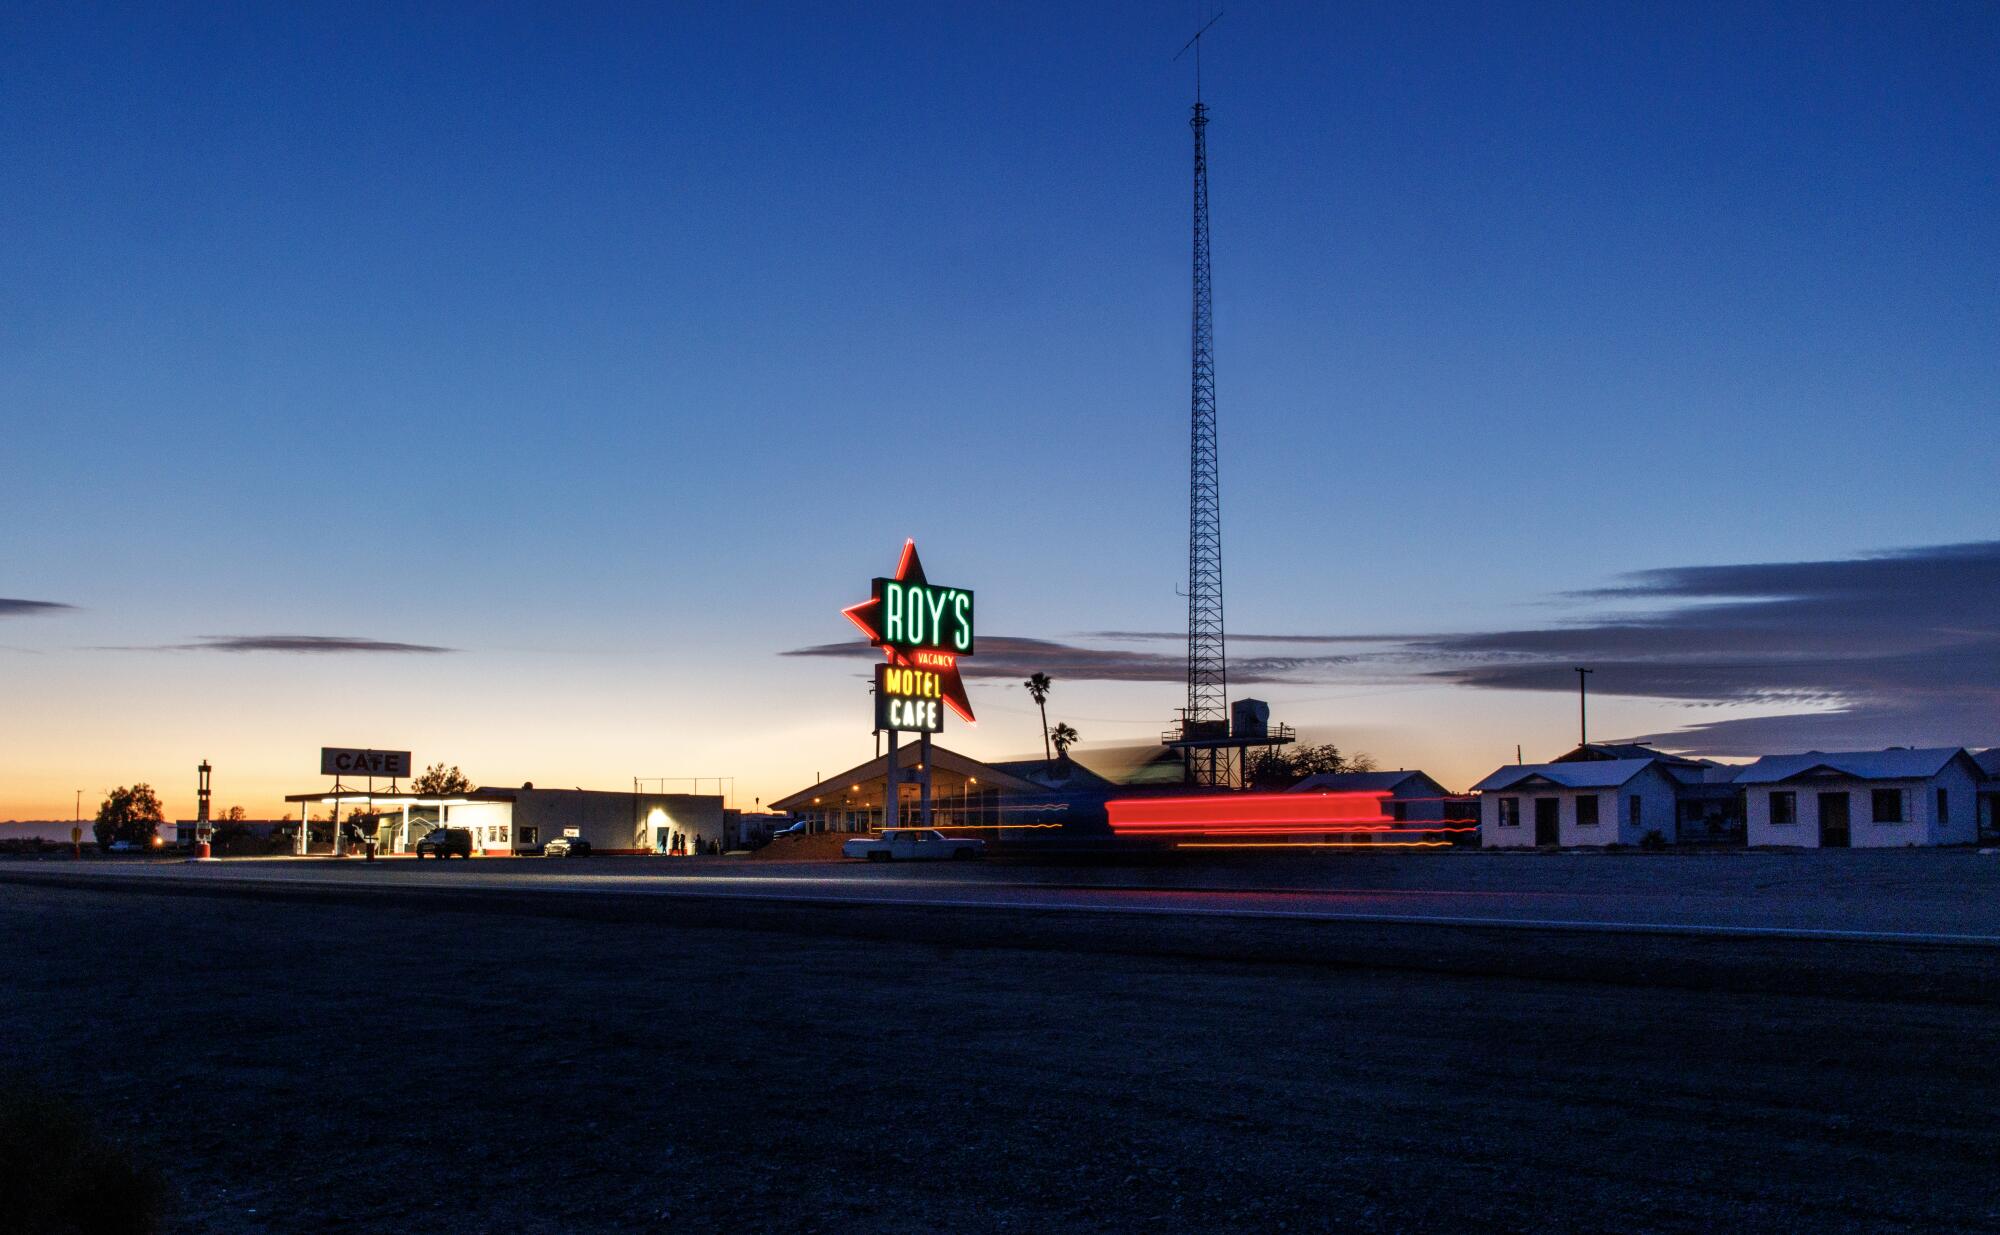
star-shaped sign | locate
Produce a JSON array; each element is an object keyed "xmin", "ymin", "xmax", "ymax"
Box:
[{"xmin": 844, "ymin": 539, "xmax": 976, "ymax": 724}]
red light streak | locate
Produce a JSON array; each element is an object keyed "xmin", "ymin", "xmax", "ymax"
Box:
[
  {"xmin": 1176, "ymin": 841, "xmax": 1454, "ymax": 849},
  {"xmin": 1108, "ymin": 792, "xmax": 1471, "ymax": 842}
]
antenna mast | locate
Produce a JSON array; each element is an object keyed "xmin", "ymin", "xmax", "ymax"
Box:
[{"xmin": 1178, "ymin": 12, "xmax": 1227, "ymax": 786}]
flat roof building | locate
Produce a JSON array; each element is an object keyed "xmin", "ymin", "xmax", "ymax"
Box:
[{"xmin": 282, "ymin": 785, "xmax": 726, "ymax": 856}]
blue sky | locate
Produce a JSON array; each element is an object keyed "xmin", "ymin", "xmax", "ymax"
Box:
[{"xmin": 2, "ymin": 2, "xmax": 1996, "ymax": 817}]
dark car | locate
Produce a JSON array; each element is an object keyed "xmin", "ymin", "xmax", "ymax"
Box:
[
  {"xmin": 415, "ymin": 827, "xmax": 474, "ymax": 860},
  {"xmin": 543, "ymin": 835, "xmax": 592, "ymax": 858}
]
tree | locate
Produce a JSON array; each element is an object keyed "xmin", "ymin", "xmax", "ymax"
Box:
[
  {"xmin": 411, "ymin": 763, "xmax": 474, "ymax": 795},
  {"xmin": 1023, "ymin": 673, "xmax": 1053, "ymax": 761},
  {"xmin": 217, "ymin": 805, "xmax": 246, "ymax": 822},
  {"xmin": 1243, "ymin": 744, "xmax": 1378, "ymax": 789},
  {"xmin": 1049, "ymin": 722, "xmax": 1079, "ymax": 759},
  {"xmin": 93, "ymin": 785, "xmax": 164, "ymax": 850}
]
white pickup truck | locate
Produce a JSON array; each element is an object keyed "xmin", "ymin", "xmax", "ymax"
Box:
[{"xmin": 841, "ymin": 828, "xmax": 985, "ymax": 863}]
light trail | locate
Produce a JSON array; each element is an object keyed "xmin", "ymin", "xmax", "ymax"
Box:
[
  {"xmin": 1107, "ymin": 791, "xmax": 1473, "ymax": 844},
  {"xmin": 1176, "ymin": 841, "xmax": 1455, "ymax": 849}
]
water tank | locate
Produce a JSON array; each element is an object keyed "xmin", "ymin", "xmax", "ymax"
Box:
[{"xmin": 1231, "ymin": 698, "xmax": 1270, "ymax": 740}]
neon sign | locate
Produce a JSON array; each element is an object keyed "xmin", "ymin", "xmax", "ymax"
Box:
[
  {"xmin": 845, "ymin": 539, "xmax": 975, "ymax": 728},
  {"xmin": 875, "ymin": 663, "xmax": 944, "ymax": 733},
  {"xmin": 874, "ymin": 579, "xmax": 974, "ymax": 654}
]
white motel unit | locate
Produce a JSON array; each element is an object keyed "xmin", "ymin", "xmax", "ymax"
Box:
[
  {"xmin": 1735, "ymin": 748, "xmax": 1983, "ymax": 848},
  {"xmin": 1473, "ymin": 758, "xmax": 1682, "ymax": 848}
]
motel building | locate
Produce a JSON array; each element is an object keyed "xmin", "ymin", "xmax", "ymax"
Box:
[
  {"xmin": 1735, "ymin": 748, "xmax": 1983, "ymax": 848},
  {"xmin": 1475, "ymin": 758, "xmax": 1684, "ymax": 848},
  {"xmin": 282, "ymin": 785, "xmax": 726, "ymax": 856},
  {"xmin": 768, "ymin": 746, "xmax": 1104, "ymax": 837}
]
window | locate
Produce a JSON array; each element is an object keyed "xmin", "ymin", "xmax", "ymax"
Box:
[
  {"xmin": 1576, "ymin": 794, "xmax": 1600, "ymax": 827},
  {"xmin": 1628, "ymin": 796, "xmax": 1642, "ymax": 827},
  {"xmin": 1871, "ymin": 788, "xmax": 1906, "ymax": 823},
  {"xmin": 520, "ymin": 827, "xmax": 539, "ymax": 846},
  {"xmin": 1498, "ymin": 797, "xmax": 1520, "ymax": 827},
  {"xmin": 1936, "ymin": 788, "xmax": 1948, "ymax": 824},
  {"xmin": 1770, "ymin": 791, "xmax": 1796, "ymax": 825}
]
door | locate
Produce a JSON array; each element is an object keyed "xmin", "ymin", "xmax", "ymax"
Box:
[
  {"xmin": 1817, "ymin": 792, "xmax": 1851, "ymax": 848},
  {"xmin": 1534, "ymin": 797, "xmax": 1560, "ymax": 845}
]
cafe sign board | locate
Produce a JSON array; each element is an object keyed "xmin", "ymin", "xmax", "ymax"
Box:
[
  {"xmin": 320, "ymin": 747, "xmax": 412, "ymax": 779},
  {"xmin": 845, "ymin": 540, "xmax": 975, "ymax": 731},
  {"xmin": 874, "ymin": 663, "xmax": 945, "ymax": 733}
]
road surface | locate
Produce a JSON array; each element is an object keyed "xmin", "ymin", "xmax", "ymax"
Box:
[
  {"xmin": 2, "ymin": 875, "xmax": 1996, "ymax": 1234},
  {"xmin": 6, "ymin": 847, "xmax": 2000, "ymax": 943}
]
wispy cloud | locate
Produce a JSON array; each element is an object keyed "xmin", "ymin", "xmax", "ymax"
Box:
[
  {"xmin": 114, "ymin": 634, "xmax": 455, "ymax": 654},
  {"xmin": 797, "ymin": 541, "xmax": 2000, "ymax": 756},
  {"xmin": 1403, "ymin": 540, "xmax": 2000, "ymax": 754},
  {"xmin": 1088, "ymin": 630, "xmax": 1408, "ymax": 645},
  {"xmin": 782, "ymin": 634, "xmax": 1356, "ymax": 684},
  {"xmin": 0, "ymin": 599, "xmax": 76, "ymax": 617}
]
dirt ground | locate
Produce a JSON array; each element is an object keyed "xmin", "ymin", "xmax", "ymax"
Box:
[{"xmin": 4, "ymin": 882, "xmax": 1998, "ymax": 1234}]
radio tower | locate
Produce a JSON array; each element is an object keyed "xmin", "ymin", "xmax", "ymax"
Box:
[
  {"xmin": 1176, "ymin": 16, "xmax": 1224, "ymax": 779},
  {"xmin": 1181, "ymin": 15, "xmax": 1228, "ymax": 787},
  {"xmin": 1161, "ymin": 13, "xmax": 1295, "ymax": 788}
]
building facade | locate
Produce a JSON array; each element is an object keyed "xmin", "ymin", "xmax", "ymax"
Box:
[
  {"xmin": 286, "ymin": 785, "xmax": 726, "ymax": 855},
  {"xmin": 1474, "ymin": 758, "xmax": 1682, "ymax": 848},
  {"xmin": 1737, "ymin": 748, "xmax": 1982, "ymax": 848}
]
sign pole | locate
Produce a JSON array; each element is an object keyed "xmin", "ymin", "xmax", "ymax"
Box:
[
  {"xmin": 919, "ymin": 730, "xmax": 933, "ymax": 828},
  {"xmin": 884, "ymin": 730, "xmax": 900, "ymax": 832}
]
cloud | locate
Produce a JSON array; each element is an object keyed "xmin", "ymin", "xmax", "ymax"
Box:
[
  {"xmin": 1404, "ymin": 541, "xmax": 2000, "ymax": 755},
  {"xmin": 120, "ymin": 635, "xmax": 455, "ymax": 654},
  {"xmin": 1089, "ymin": 630, "xmax": 1408, "ymax": 645},
  {"xmin": 797, "ymin": 541, "xmax": 2000, "ymax": 756},
  {"xmin": 0, "ymin": 599, "xmax": 76, "ymax": 617},
  {"xmin": 782, "ymin": 635, "xmax": 1356, "ymax": 684}
]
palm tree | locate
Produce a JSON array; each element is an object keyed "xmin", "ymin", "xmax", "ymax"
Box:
[
  {"xmin": 1023, "ymin": 672, "xmax": 1053, "ymax": 760},
  {"xmin": 1049, "ymin": 722, "xmax": 1080, "ymax": 760}
]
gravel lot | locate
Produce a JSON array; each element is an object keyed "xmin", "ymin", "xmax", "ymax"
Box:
[{"xmin": 4, "ymin": 881, "xmax": 1998, "ymax": 1234}]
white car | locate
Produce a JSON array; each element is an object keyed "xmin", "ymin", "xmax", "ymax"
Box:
[{"xmin": 842, "ymin": 828, "xmax": 984, "ymax": 863}]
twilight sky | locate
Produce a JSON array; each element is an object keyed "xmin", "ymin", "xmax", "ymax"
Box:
[{"xmin": 3, "ymin": 2, "xmax": 1996, "ymax": 819}]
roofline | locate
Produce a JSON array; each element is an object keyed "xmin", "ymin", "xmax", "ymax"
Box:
[
  {"xmin": 769, "ymin": 744, "xmax": 1045, "ymax": 811},
  {"xmin": 1736, "ymin": 748, "xmax": 1979, "ymax": 785}
]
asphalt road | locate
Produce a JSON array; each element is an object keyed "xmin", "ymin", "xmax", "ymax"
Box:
[
  {"xmin": 3, "ymin": 878, "xmax": 1997, "ymax": 1234},
  {"xmin": 8, "ymin": 848, "xmax": 2000, "ymax": 943}
]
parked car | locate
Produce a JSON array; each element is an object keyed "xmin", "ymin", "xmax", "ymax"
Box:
[
  {"xmin": 543, "ymin": 835, "xmax": 592, "ymax": 858},
  {"xmin": 841, "ymin": 828, "xmax": 984, "ymax": 863},
  {"xmin": 771, "ymin": 821, "xmax": 808, "ymax": 840},
  {"xmin": 415, "ymin": 827, "xmax": 474, "ymax": 860},
  {"xmin": 106, "ymin": 840, "xmax": 141, "ymax": 854}
]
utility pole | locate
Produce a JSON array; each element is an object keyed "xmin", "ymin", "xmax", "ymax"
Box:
[{"xmin": 1576, "ymin": 667, "xmax": 1594, "ymax": 747}]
